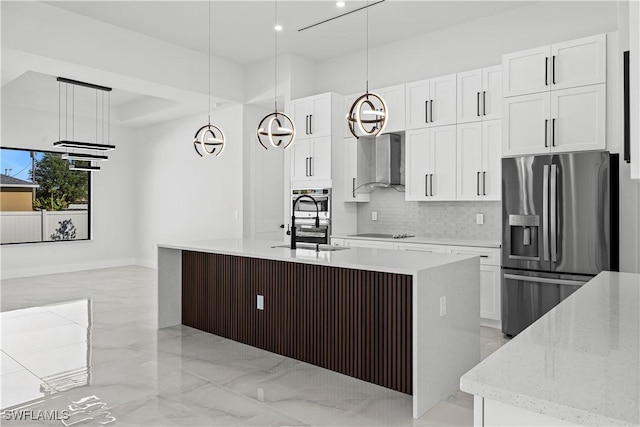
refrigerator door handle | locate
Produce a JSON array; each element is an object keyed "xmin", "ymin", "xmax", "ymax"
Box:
[
  {"xmin": 543, "ymin": 164, "xmax": 550, "ymax": 261},
  {"xmin": 503, "ymin": 274, "xmax": 586, "ymax": 287},
  {"xmin": 550, "ymin": 164, "xmax": 558, "ymax": 262}
]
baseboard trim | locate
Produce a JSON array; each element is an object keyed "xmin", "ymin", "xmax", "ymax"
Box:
[
  {"xmin": 1, "ymin": 258, "xmax": 137, "ymax": 279},
  {"xmin": 134, "ymin": 258, "xmax": 157, "ymax": 269},
  {"xmin": 480, "ymin": 318, "xmax": 501, "ymax": 330}
]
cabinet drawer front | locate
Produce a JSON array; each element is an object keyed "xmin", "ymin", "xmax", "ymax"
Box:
[
  {"xmin": 396, "ymin": 243, "xmax": 448, "ymax": 253},
  {"xmin": 344, "ymin": 239, "xmax": 396, "ymax": 249},
  {"xmin": 447, "ymin": 246, "xmax": 501, "ymax": 265}
]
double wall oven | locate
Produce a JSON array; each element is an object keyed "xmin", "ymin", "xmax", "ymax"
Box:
[{"xmin": 291, "ymin": 189, "xmax": 331, "ymax": 245}]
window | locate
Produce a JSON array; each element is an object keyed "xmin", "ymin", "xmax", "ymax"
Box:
[{"xmin": 0, "ymin": 147, "xmax": 91, "ymax": 244}]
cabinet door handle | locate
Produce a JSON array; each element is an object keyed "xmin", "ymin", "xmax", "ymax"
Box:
[
  {"xmin": 477, "ymin": 172, "xmax": 480, "ymax": 196},
  {"xmin": 552, "ymin": 118, "xmax": 556, "ymax": 147},
  {"xmin": 552, "ymin": 55, "xmax": 556, "ymax": 85},
  {"xmin": 483, "ymin": 171, "xmax": 487, "ymax": 196},
  {"xmin": 477, "ymin": 92, "xmax": 480, "ymax": 117},
  {"xmin": 545, "ymin": 57, "xmax": 549, "ymax": 86},
  {"xmin": 305, "ymin": 115, "xmax": 309, "ymax": 134},
  {"xmin": 309, "ymin": 156, "xmax": 313, "ymax": 176},
  {"xmin": 305, "ymin": 157, "xmax": 309, "ymax": 176},
  {"xmin": 352, "ymin": 178, "xmax": 356, "ymax": 198},
  {"xmin": 309, "ymin": 114, "xmax": 313, "ymax": 134},
  {"xmin": 544, "ymin": 119, "xmax": 549, "ymax": 147},
  {"xmin": 430, "ymin": 100, "xmax": 434, "ymax": 122},
  {"xmin": 482, "ymin": 91, "xmax": 486, "ymax": 116},
  {"xmin": 425, "ymin": 100, "xmax": 429, "ymax": 123},
  {"xmin": 425, "ymin": 174, "xmax": 429, "ymax": 197},
  {"xmin": 430, "ymin": 174, "xmax": 434, "ymax": 196}
]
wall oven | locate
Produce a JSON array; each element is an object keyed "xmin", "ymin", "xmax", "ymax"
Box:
[{"xmin": 291, "ymin": 189, "xmax": 331, "ymax": 245}]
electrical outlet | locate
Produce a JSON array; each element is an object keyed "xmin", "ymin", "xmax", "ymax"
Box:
[
  {"xmin": 372, "ymin": 211, "xmax": 378, "ymax": 221},
  {"xmin": 439, "ymin": 296, "xmax": 446, "ymax": 316},
  {"xmin": 257, "ymin": 295, "xmax": 264, "ymax": 310},
  {"xmin": 476, "ymin": 213, "xmax": 484, "ymax": 225}
]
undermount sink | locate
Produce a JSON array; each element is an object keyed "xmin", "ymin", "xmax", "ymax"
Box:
[{"xmin": 270, "ymin": 244, "xmax": 350, "ymax": 252}]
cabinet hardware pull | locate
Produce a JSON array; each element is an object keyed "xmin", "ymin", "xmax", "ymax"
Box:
[
  {"xmin": 477, "ymin": 92, "xmax": 480, "ymax": 117},
  {"xmin": 552, "ymin": 118, "xmax": 556, "ymax": 147},
  {"xmin": 483, "ymin": 91, "xmax": 486, "ymax": 116},
  {"xmin": 544, "ymin": 119, "xmax": 548, "ymax": 148},
  {"xmin": 352, "ymin": 178, "xmax": 356, "ymax": 198},
  {"xmin": 309, "ymin": 114, "xmax": 313, "ymax": 134},
  {"xmin": 306, "ymin": 115, "xmax": 309, "ymax": 135},
  {"xmin": 483, "ymin": 171, "xmax": 487, "ymax": 196},
  {"xmin": 425, "ymin": 174, "xmax": 429, "ymax": 197},
  {"xmin": 430, "ymin": 100, "xmax": 434, "ymax": 122},
  {"xmin": 430, "ymin": 173, "xmax": 434, "ymax": 196},
  {"xmin": 552, "ymin": 55, "xmax": 556, "ymax": 85},
  {"xmin": 425, "ymin": 100, "xmax": 429, "ymax": 123},
  {"xmin": 309, "ymin": 156, "xmax": 313, "ymax": 176},
  {"xmin": 305, "ymin": 157, "xmax": 309, "ymax": 176},
  {"xmin": 545, "ymin": 57, "xmax": 549, "ymax": 86},
  {"xmin": 477, "ymin": 172, "xmax": 480, "ymax": 196}
]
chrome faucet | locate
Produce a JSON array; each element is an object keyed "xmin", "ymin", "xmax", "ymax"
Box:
[{"xmin": 291, "ymin": 195, "xmax": 320, "ymax": 250}]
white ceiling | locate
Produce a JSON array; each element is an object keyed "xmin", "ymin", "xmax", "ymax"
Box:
[{"xmin": 44, "ymin": 1, "xmax": 533, "ymax": 66}]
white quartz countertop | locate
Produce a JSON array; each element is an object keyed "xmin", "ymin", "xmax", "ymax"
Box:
[
  {"xmin": 158, "ymin": 238, "xmax": 477, "ymax": 275},
  {"xmin": 460, "ymin": 271, "xmax": 640, "ymax": 426},
  {"xmin": 331, "ymin": 234, "xmax": 501, "ymax": 248}
]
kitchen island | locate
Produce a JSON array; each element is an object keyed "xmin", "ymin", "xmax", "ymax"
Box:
[
  {"xmin": 158, "ymin": 238, "xmax": 480, "ymax": 419},
  {"xmin": 460, "ymin": 271, "xmax": 640, "ymax": 426}
]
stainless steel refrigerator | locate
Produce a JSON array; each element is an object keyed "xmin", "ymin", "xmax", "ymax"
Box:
[{"xmin": 501, "ymin": 151, "xmax": 618, "ymax": 336}]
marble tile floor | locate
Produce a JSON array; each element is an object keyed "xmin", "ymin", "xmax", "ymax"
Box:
[{"xmin": 1, "ymin": 266, "xmax": 510, "ymax": 427}]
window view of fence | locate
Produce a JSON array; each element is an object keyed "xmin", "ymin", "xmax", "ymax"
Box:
[{"xmin": 0, "ymin": 147, "xmax": 90, "ymax": 244}]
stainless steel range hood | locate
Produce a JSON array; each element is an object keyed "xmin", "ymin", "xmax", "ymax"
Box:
[
  {"xmin": 374, "ymin": 133, "xmax": 402, "ymax": 186},
  {"xmin": 352, "ymin": 133, "xmax": 404, "ymax": 195}
]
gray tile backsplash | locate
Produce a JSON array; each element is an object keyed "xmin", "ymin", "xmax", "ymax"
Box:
[{"xmin": 356, "ymin": 189, "xmax": 502, "ymax": 241}]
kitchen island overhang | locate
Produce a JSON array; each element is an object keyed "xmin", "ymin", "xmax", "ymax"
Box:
[{"xmin": 158, "ymin": 238, "xmax": 480, "ymax": 419}]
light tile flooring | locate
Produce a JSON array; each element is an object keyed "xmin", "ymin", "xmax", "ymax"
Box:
[{"xmin": 0, "ymin": 266, "xmax": 509, "ymax": 426}]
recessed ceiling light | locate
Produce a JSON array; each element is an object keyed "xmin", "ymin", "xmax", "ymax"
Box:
[
  {"xmin": 274, "ymin": 24, "xmax": 283, "ymax": 31},
  {"xmin": 336, "ymin": 1, "xmax": 346, "ymax": 7}
]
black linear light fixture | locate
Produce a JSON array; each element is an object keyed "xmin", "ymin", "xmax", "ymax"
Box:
[
  {"xmin": 193, "ymin": 0, "xmax": 225, "ymax": 157},
  {"xmin": 256, "ymin": 0, "xmax": 296, "ymax": 150},
  {"xmin": 346, "ymin": 0, "xmax": 387, "ymax": 139}
]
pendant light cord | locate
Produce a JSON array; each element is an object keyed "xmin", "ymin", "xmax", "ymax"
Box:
[
  {"xmin": 366, "ymin": 0, "xmax": 369, "ymax": 94},
  {"xmin": 208, "ymin": 0, "xmax": 211, "ymax": 125},
  {"xmin": 274, "ymin": 0, "xmax": 278, "ymax": 112}
]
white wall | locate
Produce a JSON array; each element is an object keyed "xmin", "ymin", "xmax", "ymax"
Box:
[
  {"xmin": 132, "ymin": 107, "xmax": 244, "ymax": 267},
  {"xmin": 0, "ymin": 106, "xmax": 137, "ymax": 278},
  {"xmin": 314, "ymin": 1, "xmax": 619, "ymax": 95}
]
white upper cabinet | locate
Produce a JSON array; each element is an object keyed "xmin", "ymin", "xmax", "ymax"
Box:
[
  {"xmin": 406, "ymin": 126, "xmax": 457, "ymax": 201},
  {"xmin": 550, "ymin": 34, "xmax": 606, "ymax": 91},
  {"xmin": 482, "ymin": 66, "xmax": 503, "ymax": 120},
  {"xmin": 502, "ymin": 45, "xmax": 550, "ymax": 98},
  {"xmin": 550, "ymin": 85, "xmax": 606, "ymax": 152},
  {"xmin": 503, "ymin": 34, "xmax": 606, "ymax": 98},
  {"xmin": 405, "ymin": 74, "xmax": 456, "ymax": 130},
  {"xmin": 456, "ymin": 120, "xmax": 502, "ymax": 201},
  {"xmin": 457, "ymin": 66, "xmax": 502, "ymax": 124},
  {"xmin": 457, "ymin": 70, "xmax": 483, "ymax": 124},
  {"xmin": 405, "ymin": 80, "xmax": 430, "ymax": 130},
  {"xmin": 429, "ymin": 75, "xmax": 457, "ymax": 127},
  {"xmin": 376, "ymin": 84, "xmax": 405, "ymax": 133},
  {"xmin": 291, "ymin": 137, "xmax": 331, "ymax": 184},
  {"xmin": 503, "ymin": 84, "xmax": 606, "ymax": 156},
  {"xmin": 503, "ymin": 92, "xmax": 551, "ymax": 156},
  {"xmin": 292, "ymin": 93, "xmax": 332, "ymax": 139}
]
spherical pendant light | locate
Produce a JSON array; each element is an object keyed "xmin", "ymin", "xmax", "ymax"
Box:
[
  {"xmin": 346, "ymin": 92, "xmax": 388, "ymax": 138},
  {"xmin": 192, "ymin": 0, "xmax": 225, "ymax": 157},
  {"xmin": 193, "ymin": 124, "xmax": 225, "ymax": 156},
  {"xmin": 256, "ymin": 0, "xmax": 296, "ymax": 150},
  {"xmin": 256, "ymin": 112, "xmax": 295, "ymax": 150}
]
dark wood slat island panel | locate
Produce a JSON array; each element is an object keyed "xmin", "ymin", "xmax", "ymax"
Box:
[{"xmin": 181, "ymin": 251, "xmax": 413, "ymax": 394}]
